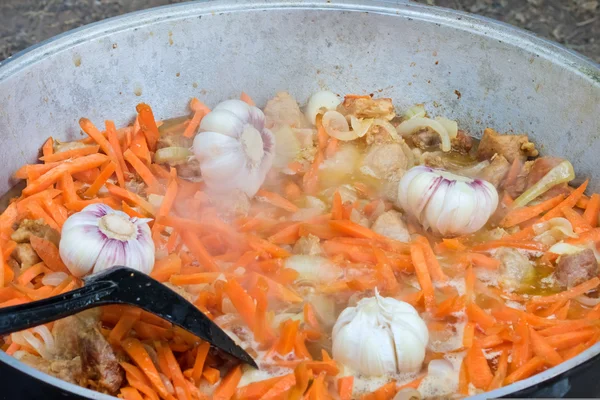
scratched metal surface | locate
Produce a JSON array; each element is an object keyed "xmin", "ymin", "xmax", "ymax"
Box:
[{"xmin": 0, "ymin": 1, "xmax": 598, "ymax": 398}]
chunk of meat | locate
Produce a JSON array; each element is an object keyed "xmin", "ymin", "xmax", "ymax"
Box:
[
  {"xmin": 175, "ymin": 158, "xmax": 202, "ymax": 180},
  {"xmin": 339, "ymin": 96, "xmax": 395, "ymax": 121},
  {"xmin": 479, "ymin": 155, "xmax": 510, "ymax": 188},
  {"xmin": 495, "ymin": 247, "xmax": 536, "ymax": 291},
  {"xmin": 477, "ymin": 128, "xmax": 539, "ymax": 163},
  {"xmin": 11, "ymin": 219, "xmax": 60, "ymax": 247},
  {"xmin": 264, "ymin": 92, "xmax": 309, "ymax": 129},
  {"xmin": 408, "ymin": 128, "xmax": 440, "ymax": 150},
  {"xmin": 360, "ymin": 143, "xmax": 408, "ymax": 181},
  {"xmin": 526, "ymin": 157, "xmax": 564, "ymax": 188},
  {"xmin": 124, "ymin": 176, "xmax": 147, "ymax": 197},
  {"xmin": 371, "ymin": 210, "xmax": 410, "ymax": 243},
  {"xmin": 451, "ymin": 130, "xmax": 474, "ymax": 154},
  {"xmin": 504, "ymin": 160, "xmax": 534, "ymax": 199},
  {"xmin": 51, "ymin": 310, "xmax": 124, "ymax": 394},
  {"xmin": 12, "ymin": 243, "xmax": 41, "ymax": 270},
  {"xmin": 293, "ymin": 234, "xmax": 324, "ymax": 256},
  {"xmin": 20, "ymin": 354, "xmax": 83, "ymax": 386},
  {"xmin": 556, "ymin": 249, "xmax": 598, "ymax": 289}
]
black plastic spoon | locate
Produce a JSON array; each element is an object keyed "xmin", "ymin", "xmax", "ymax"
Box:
[{"xmin": 0, "ymin": 266, "xmax": 257, "ymax": 368}]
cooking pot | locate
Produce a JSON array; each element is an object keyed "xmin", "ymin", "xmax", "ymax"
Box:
[{"xmin": 0, "ymin": 0, "xmax": 598, "ymax": 398}]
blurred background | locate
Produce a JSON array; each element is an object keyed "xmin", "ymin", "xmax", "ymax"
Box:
[{"xmin": 0, "ymin": 0, "xmax": 598, "ymax": 63}]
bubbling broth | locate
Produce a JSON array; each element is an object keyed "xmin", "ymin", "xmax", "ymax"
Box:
[{"xmin": 0, "ymin": 91, "xmax": 598, "ymax": 400}]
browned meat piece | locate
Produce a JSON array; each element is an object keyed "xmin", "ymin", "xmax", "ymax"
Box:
[
  {"xmin": 504, "ymin": 161, "xmax": 533, "ymax": 198},
  {"xmin": 293, "ymin": 234, "xmax": 324, "ymax": 256},
  {"xmin": 52, "ymin": 310, "xmax": 124, "ymax": 394},
  {"xmin": 476, "ymin": 128, "xmax": 538, "ymax": 163},
  {"xmin": 12, "ymin": 243, "xmax": 41, "ymax": 270},
  {"xmin": 479, "ymin": 155, "xmax": 510, "ymax": 188},
  {"xmin": 20, "ymin": 354, "xmax": 83, "ymax": 386},
  {"xmin": 408, "ymin": 129, "xmax": 440, "ymax": 150},
  {"xmin": 451, "ymin": 130, "xmax": 474, "ymax": 154},
  {"xmin": 339, "ymin": 96, "xmax": 395, "ymax": 121},
  {"xmin": 175, "ymin": 158, "xmax": 202, "ymax": 180},
  {"xmin": 264, "ymin": 92, "xmax": 309, "ymax": 129},
  {"xmin": 556, "ymin": 249, "xmax": 598, "ymax": 289},
  {"xmin": 125, "ymin": 177, "xmax": 147, "ymax": 197},
  {"xmin": 11, "ymin": 219, "xmax": 60, "ymax": 247},
  {"xmin": 360, "ymin": 143, "xmax": 408, "ymax": 181}
]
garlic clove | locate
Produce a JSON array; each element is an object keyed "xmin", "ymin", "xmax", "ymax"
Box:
[
  {"xmin": 199, "ymin": 109, "xmax": 244, "ymax": 138},
  {"xmin": 59, "ymin": 223, "xmax": 106, "ymax": 277}
]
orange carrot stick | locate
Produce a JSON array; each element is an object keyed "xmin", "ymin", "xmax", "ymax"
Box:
[
  {"xmin": 214, "ymin": 365, "xmax": 242, "ymax": 400},
  {"xmin": 240, "ymin": 92, "xmax": 255, "ymax": 106},
  {"xmin": 583, "ymin": 193, "xmax": 600, "ymax": 228},
  {"xmin": 529, "ymin": 327, "xmax": 563, "ymax": 366},
  {"xmin": 256, "ymin": 189, "xmax": 299, "ymax": 213},
  {"xmin": 501, "ymin": 194, "xmax": 565, "ymax": 227},
  {"xmin": 40, "ymin": 145, "xmax": 100, "ymax": 163},
  {"xmin": 106, "ymin": 120, "xmax": 129, "ymax": 176},
  {"xmin": 29, "ymin": 235, "xmax": 69, "ymax": 273},
  {"xmin": 504, "ymin": 356, "xmax": 545, "ymax": 385},
  {"xmin": 135, "ymin": 103, "xmax": 160, "ymax": 151},
  {"xmin": 84, "ymin": 161, "xmax": 116, "ymax": 198},
  {"xmin": 410, "ymin": 243, "xmax": 435, "ymax": 311},
  {"xmin": 191, "ymin": 342, "xmax": 210, "ymax": 384},
  {"xmin": 42, "ymin": 137, "xmax": 54, "ymax": 159},
  {"xmin": 331, "ymin": 191, "xmax": 343, "ymax": 220},
  {"xmin": 416, "ymin": 236, "xmax": 447, "ymax": 282},
  {"xmin": 466, "ymin": 341, "xmax": 493, "ymax": 389},
  {"xmin": 79, "ymin": 118, "xmax": 125, "ymax": 187},
  {"xmin": 180, "ymin": 232, "xmax": 220, "ymax": 272},
  {"xmin": 106, "ymin": 183, "xmax": 155, "ymax": 215},
  {"xmin": 562, "ymin": 206, "xmax": 592, "ymax": 233},
  {"xmin": 121, "ymin": 338, "xmax": 171, "ymax": 400},
  {"xmin": 129, "ymin": 130, "xmax": 151, "ymax": 165},
  {"xmin": 223, "ymin": 278, "xmax": 256, "ymax": 331},
  {"xmin": 123, "ymin": 149, "xmax": 160, "ymax": 189},
  {"xmin": 487, "ymin": 349, "xmax": 509, "ymax": 391}
]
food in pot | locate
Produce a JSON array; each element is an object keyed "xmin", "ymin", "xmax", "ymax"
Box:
[{"xmin": 1, "ymin": 91, "xmax": 599, "ymax": 399}]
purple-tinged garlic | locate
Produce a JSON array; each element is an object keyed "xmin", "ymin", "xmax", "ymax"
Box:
[
  {"xmin": 398, "ymin": 166, "xmax": 498, "ymax": 236},
  {"xmin": 59, "ymin": 204, "xmax": 155, "ymax": 277},
  {"xmin": 192, "ymin": 99, "xmax": 275, "ymax": 197}
]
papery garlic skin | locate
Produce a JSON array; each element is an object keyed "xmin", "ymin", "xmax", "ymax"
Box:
[
  {"xmin": 332, "ymin": 291, "xmax": 429, "ymax": 376},
  {"xmin": 398, "ymin": 166, "xmax": 498, "ymax": 236},
  {"xmin": 193, "ymin": 100, "xmax": 275, "ymax": 197},
  {"xmin": 59, "ymin": 204, "xmax": 155, "ymax": 277}
]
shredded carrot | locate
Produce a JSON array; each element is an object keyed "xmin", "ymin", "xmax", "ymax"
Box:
[
  {"xmin": 487, "ymin": 349, "xmax": 509, "ymax": 391},
  {"xmin": 583, "ymin": 193, "xmax": 600, "ymax": 227},
  {"xmin": 213, "ymin": 365, "xmax": 242, "ymax": 400},
  {"xmin": 410, "ymin": 243, "xmax": 435, "ymax": 311},
  {"xmin": 501, "ymin": 193, "xmax": 565, "ymax": 227},
  {"xmin": 529, "ymin": 327, "xmax": 563, "ymax": 366},
  {"xmin": 150, "ymin": 254, "xmax": 182, "ymax": 283},
  {"xmin": 504, "ymin": 356, "xmax": 545, "ymax": 385},
  {"xmin": 121, "ymin": 338, "xmax": 172, "ymax": 400},
  {"xmin": 135, "ymin": 103, "xmax": 160, "ymax": 151},
  {"xmin": 416, "ymin": 236, "xmax": 447, "ymax": 282},
  {"xmin": 191, "ymin": 342, "xmax": 210, "ymax": 384},
  {"xmin": 84, "ymin": 161, "xmax": 116, "ymax": 198},
  {"xmin": 530, "ymin": 277, "xmax": 600, "ymax": 305},
  {"xmin": 466, "ymin": 341, "xmax": 493, "ymax": 389},
  {"xmin": 40, "ymin": 145, "xmax": 100, "ymax": 163},
  {"xmin": 129, "ymin": 130, "xmax": 151, "ymax": 165},
  {"xmin": 79, "ymin": 118, "xmax": 125, "ymax": 187},
  {"xmin": 124, "ymin": 149, "xmax": 160, "ymax": 189},
  {"xmin": 257, "ymin": 188, "xmax": 299, "ymax": 213},
  {"xmin": 240, "ymin": 92, "xmax": 255, "ymax": 106},
  {"xmin": 106, "ymin": 183, "xmax": 155, "ymax": 215},
  {"xmin": 180, "ymin": 231, "xmax": 220, "ymax": 272},
  {"xmin": 303, "ymin": 150, "xmax": 323, "ymax": 195},
  {"xmin": 42, "ymin": 137, "xmax": 54, "ymax": 159}
]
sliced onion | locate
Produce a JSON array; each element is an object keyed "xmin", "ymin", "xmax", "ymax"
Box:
[
  {"xmin": 271, "ymin": 312, "xmax": 304, "ymax": 330},
  {"xmin": 396, "ymin": 117, "xmax": 451, "ymax": 152},
  {"xmin": 322, "ymin": 111, "xmax": 355, "ymax": 141},
  {"xmin": 533, "ymin": 218, "xmax": 578, "ymax": 244},
  {"xmin": 404, "ymin": 104, "xmax": 426, "ymax": 120},
  {"xmin": 153, "ymin": 147, "xmax": 193, "ymax": 164},
  {"xmin": 456, "ymin": 161, "xmax": 491, "ymax": 178},
  {"xmin": 350, "ymin": 116, "xmax": 374, "ymax": 138},
  {"xmin": 148, "ymin": 194, "xmax": 165, "ymax": 209},
  {"xmin": 373, "ymin": 118, "xmax": 400, "ymax": 141},
  {"xmin": 160, "ymin": 373, "xmax": 175, "ymax": 394},
  {"xmin": 32, "ymin": 326, "xmax": 55, "ymax": 354},
  {"xmin": 548, "ymin": 242, "xmax": 584, "ymax": 255},
  {"xmin": 575, "ymin": 295, "xmax": 600, "ymax": 306},
  {"xmin": 12, "ymin": 350, "xmax": 29, "ymax": 360},
  {"xmin": 41, "ymin": 272, "xmax": 68, "ymax": 286},
  {"xmin": 435, "ymin": 117, "xmax": 458, "ymax": 139},
  {"xmin": 512, "ymin": 160, "xmax": 574, "ymax": 208}
]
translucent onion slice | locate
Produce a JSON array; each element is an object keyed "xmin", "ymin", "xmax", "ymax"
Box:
[
  {"xmin": 373, "ymin": 119, "xmax": 400, "ymax": 141},
  {"xmin": 404, "ymin": 104, "xmax": 426, "ymax": 120},
  {"xmin": 322, "ymin": 111, "xmax": 355, "ymax": 141},
  {"xmin": 435, "ymin": 117, "xmax": 458, "ymax": 139},
  {"xmin": 41, "ymin": 272, "xmax": 68, "ymax": 286},
  {"xmin": 396, "ymin": 117, "xmax": 452, "ymax": 152},
  {"xmin": 512, "ymin": 160, "xmax": 575, "ymax": 208},
  {"xmin": 350, "ymin": 116, "xmax": 373, "ymax": 138}
]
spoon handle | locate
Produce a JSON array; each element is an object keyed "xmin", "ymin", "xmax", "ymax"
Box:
[{"xmin": 0, "ymin": 280, "xmax": 117, "ymax": 336}]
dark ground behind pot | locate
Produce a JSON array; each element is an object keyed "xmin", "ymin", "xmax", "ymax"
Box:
[{"xmin": 0, "ymin": 0, "xmax": 598, "ymax": 63}]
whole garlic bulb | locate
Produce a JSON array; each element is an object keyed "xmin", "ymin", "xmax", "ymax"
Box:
[
  {"xmin": 332, "ymin": 290, "xmax": 429, "ymax": 376},
  {"xmin": 59, "ymin": 204, "xmax": 155, "ymax": 277},
  {"xmin": 398, "ymin": 166, "xmax": 498, "ymax": 236},
  {"xmin": 192, "ymin": 99, "xmax": 275, "ymax": 197}
]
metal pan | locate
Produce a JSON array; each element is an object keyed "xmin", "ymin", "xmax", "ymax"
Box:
[{"xmin": 0, "ymin": 1, "xmax": 598, "ymax": 398}]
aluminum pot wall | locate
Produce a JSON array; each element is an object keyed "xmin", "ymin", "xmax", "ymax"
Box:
[{"xmin": 0, "ymin": 0, "xmax": 598, "ymax": 399}]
